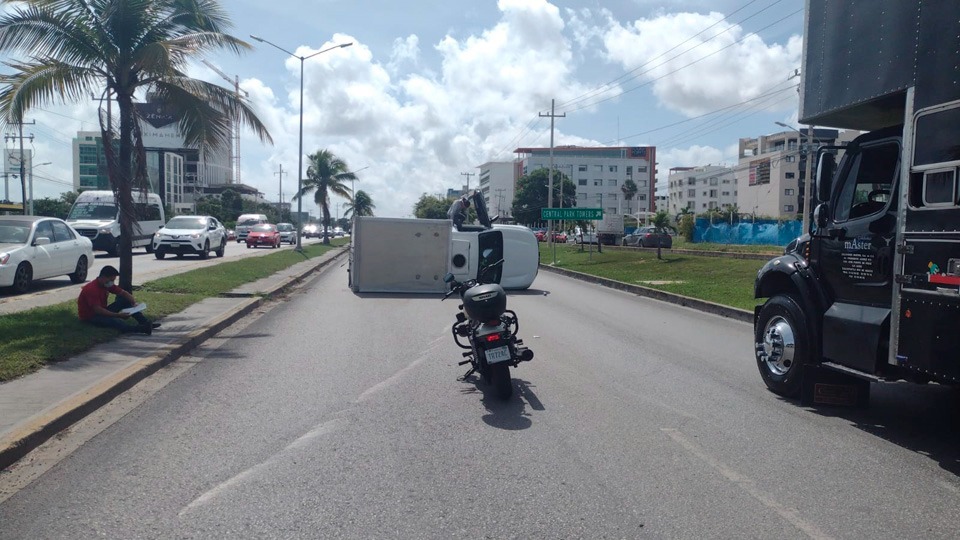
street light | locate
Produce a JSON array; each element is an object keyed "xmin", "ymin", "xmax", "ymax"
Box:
[
  {"xmin": 775, "ymin": 121, "xmax": 814, "ymax": 232},
  {"xmin": 250, "ymin": 35, "xmax": 353, "ymax": 251}
]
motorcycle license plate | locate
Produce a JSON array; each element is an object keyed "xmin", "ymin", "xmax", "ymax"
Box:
[{"xmin": 484, "ymin": 345, "xmax": 511, "ymax": 364}]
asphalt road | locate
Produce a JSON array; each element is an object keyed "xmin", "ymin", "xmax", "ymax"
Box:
[
  {"xmin": 1, "ymin": 266, "xmax": 959, "ymax": 538},
  {"xmin": 0, "ymin": 237, "xmax": 323, "ymax": 315}
]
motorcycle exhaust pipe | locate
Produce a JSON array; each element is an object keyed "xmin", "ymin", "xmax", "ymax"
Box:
[{"xmin": 518, "ymin": 348, "xmax": 534, "ymax": 362}]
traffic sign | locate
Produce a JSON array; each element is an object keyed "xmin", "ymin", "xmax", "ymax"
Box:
[{"xmin": 541, "ymin": 207, "xmax": 603, "ymax": 220}]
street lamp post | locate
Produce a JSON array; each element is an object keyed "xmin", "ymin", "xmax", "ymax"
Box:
[
  {"xmin": 250, "ymin": 35, "xmax": 353, "ymax": 251},
  {"xmin": 28, "ymin": 161, "xmax": 52, "ymax": 215},
  {"xmin": 775, "ymin": 121, "xmax": 814, "ymax": 232}
]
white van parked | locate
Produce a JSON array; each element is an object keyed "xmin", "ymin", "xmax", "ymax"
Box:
[{"xmin": 66, "ymin": 190, "xmax": 165, "ymax": 256}]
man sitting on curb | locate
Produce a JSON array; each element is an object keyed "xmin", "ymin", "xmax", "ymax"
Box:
[{"xmin": 78, "ymin": 265, "xmax": 160, "ymax": 335}]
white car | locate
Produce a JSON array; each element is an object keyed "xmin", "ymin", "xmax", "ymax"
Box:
[
  {"xmin": 277, "ymin": 222, "xmax": 298, "ymax": 245},
  {"xmin": 0, "ymin": 216, "xmax": 94, "ymax": 294},
  {"xmin": 152, "ymin": 215, "xmax": 227, "ymax": 259}
]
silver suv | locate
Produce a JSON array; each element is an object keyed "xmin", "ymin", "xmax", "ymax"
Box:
[
  {"xmin": 277, "ymin": 222, "xmax": 298, "ymax": 245},
  {"xmin": 153, "ymin": 215, "xmax": 227, "ymax": 259}
]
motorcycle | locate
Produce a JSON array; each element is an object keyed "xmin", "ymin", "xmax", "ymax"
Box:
[{"xmin": 443, "ymin": 258, "xmax": 534, "ymax": 399}]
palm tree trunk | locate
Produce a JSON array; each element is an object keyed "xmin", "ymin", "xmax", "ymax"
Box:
[
  {"xmin": 321, "ymin": 203, "xmax": 330, "ymax": 245},
  {"xmin": 115, "ymin": 93, "xmax": 135, "ymax": 292}
]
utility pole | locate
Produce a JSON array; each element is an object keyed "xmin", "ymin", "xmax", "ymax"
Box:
[
  {"xmin": 460, "ymin": 172, "xmax": 475, "ymax": 194},
  {"xmin": 5, "ymin": 121, "xmax": 35, "ymax": 215},
  {"xmin": 494, "ymin": 188, "xmax": 506, "ymax": 218},
  {"xmin": 275, "ymin": 164, "xmax": 286, "ymax": 221},
  {"xmin": 540, "ymin": 99, "xmax": 565, "ymax": 254}
]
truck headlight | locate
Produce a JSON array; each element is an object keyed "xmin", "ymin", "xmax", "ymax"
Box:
[{"xmin": 100, "ymin": 227, "xmax": 113, "ymax": 234}]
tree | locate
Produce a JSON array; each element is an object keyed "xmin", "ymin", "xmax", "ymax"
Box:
[
  {"xmin": 294, "ymin": 149, "xmax": 355, "ymax": 244},
  {"xmin": 195, "ymin": 196, "xmax": 224, "ymax": 222},
  {"xmin": 60, "ymin": 190, "xmax": 78, "ymax": 207},
  {"xmin": 414, "ymin": 194, "xmax": 454, "ymax": 219},
  {"xmin": 220, "ymin": 188, "xmax": 243, "ymax": 222},
  {"xmin": 511, "ymin": 168, "xmax": 576, "ymax": 226},
  {"xmin": 0, "ymin": 0, "xmax": 272, "ymax": 291},
  {"xmin": 651, "ymin": 209, "xmax": 671, "ymax": 260},
  {"xmin": 344, "ymin": 189, "xmax": 375, "ymax": 218},
  {"xmin": 621, "ymin": 178, "xmax": 638, "ymax": 214},
  {"xmin": 33, "ymin": 196, "xmax": 70, "ymax": 219}
]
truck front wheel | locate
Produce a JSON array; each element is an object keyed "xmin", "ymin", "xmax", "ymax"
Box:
[{"xmin": 755, "ymin": 294, "xmax": 810, "ymax": 398}]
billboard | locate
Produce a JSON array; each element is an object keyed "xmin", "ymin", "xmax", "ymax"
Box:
[{"xmin": 135, "ymin": 102, "xmax": 186, "ymax": 149}]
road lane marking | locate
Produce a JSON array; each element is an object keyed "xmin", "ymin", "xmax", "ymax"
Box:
[
  {"xmin": 355, "ymin": 341, "xmax": 443, "ymax": 404},
  {"xmin": 179, "ymin": 417, "xmax": 348, "ymax": 516},
  {"xmin": 661, "ymin": 428, "xmax": 834, "ymax": 540}
]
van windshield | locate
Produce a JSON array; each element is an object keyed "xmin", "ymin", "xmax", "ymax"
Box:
[
  {"xmin": 68, "ymin": 202, "xmax": 118, "ymax": 221},
  {"xmin": 238, "ymin": 219, "xmax": 261, "ymax": 226}
]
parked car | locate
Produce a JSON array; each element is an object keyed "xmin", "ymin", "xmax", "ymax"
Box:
[
  {"xmin": 623, "ymin": 226, "xmax": 673, "ymax": 248},
  {"xmin": 302, "ymin": 224, "xmax": 320, "ymax": 238},
  {"xmin": 534, "ymin": 228, "xmax": 547, "ymax": 242},
  {"xmin": 246, "ymin": 224, "xmax": 281, "ymax": 248},
  {"xmin": 153, "ymin": 215, "xmax": 226, "ymax": 260},
  {"xmin": 0, "ymin": 216, "xmax": 94, "ymax": 294},
  {"xmin": 551, "ymin": 231, "xmax": 567, "ymax": 243},
  {"xmin": 573, "ymin": 231, "xmax": 599, "ymax": 244},
  {"xmin": 277, "ymin": 222, "xmax": 297, "ymax": 245}
]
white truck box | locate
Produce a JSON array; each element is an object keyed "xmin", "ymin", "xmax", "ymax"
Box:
[{"xmin": 350, "ymin": 217, "xmax": 451, "ymax": 293}]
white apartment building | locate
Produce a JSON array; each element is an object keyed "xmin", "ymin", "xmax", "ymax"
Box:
[
  {"xmin": 667, "ymin": 165, "xmax": 738, "ymax": 216},
  {"xmin": 476, "ymin": 161, "xmax": 516, "ymax": 220},
  {"xmin": 736, "ymin": 128, "xmax": 858, "ymax": 219},
  {"xmin": 513, "ymin": 145, "xmax": 657, "ymax": 219}
]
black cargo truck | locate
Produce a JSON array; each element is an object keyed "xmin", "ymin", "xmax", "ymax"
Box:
[{"xmin": 753, "ymin": 0, "xmax": 960, "ymax": 404}]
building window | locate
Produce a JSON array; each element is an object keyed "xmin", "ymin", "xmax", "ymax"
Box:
[
  {"xmin": 723, "ymin": 179, "xmax": 730, "ymax": 184},
  {"xmin": 785, "ymin": 188, "xmax": 795, "ymax": 195},
  {"xmin": 578, "ymin": 165, "xmax": 588, "ymax": 172},
  {"xmin": 607, "ymin": 179, "xmax": 618, "ymax": 187},
  {"xmin": 785, "ymin": 155, "xmax": 796, "ymax": 163},
  {"xmin": 702, "ymin": 191, "xmax": 708, "ymax": 196},
  {"xmin": 578, "ymin": 179, "xmax": 587, "ymax": 186},
  {"xmin": 709, "ymin": 201, "xmax": 718, "ymax": 209},
  {"xmin": 709, "ymin": 177, "xmax": 718, "ymax": 186},
  {"xmin": 608, "ymin": 207, "xmax": 617, "ymax": 214},
  {"xmin": 784, "ymin": 204, "xmax": 795, "ymax": 212},
  {"xmin": 577, "ymin": 193, "xmax": 586, "ymax": 200},
  {"xmin": 687, "ymin": 189, "xmax": 695, "ymax": 197},
  {"xmin": 722, "ymin": 191, "xmax": 730, "ymax": 196},
  {"xmin": 626, "ymin": 166, "xmax": 633, "ymax": 176},
  {"xmin": 702, "ymin": 203, "xmax": 707, "ymax": 208},
  {"xmin": 639, "ymin": 180, "xmax": 647, "ymax": 188},
  {"xmin": 594, "ymin": 165, "xmax": 603, "ymax": 172},
  {"xmin": 687, "ymin": 201, "xmax": 695, "ymax": 210},
  {"xmin": 594, "ymin": 179, "xmax": 602, "ymax": 186},
  {"xmin": 638, "ymin": 166, "xmax": 648, "ymax": 172},
  {"xmin": 609, "ymin": 165, "xmax": 618, "ymax": 173},
  {"xmin": 785, "ymin": 172, "xmax": 795, "ymax": 179},
  {"xmin": 709, "ymin": 189, "xmax": 718, "ymax": 198},
  {"xmin": 687, "ymin": 177, "xmax": 696, "ymax": 185},
  {"xmin": 638, "ymin": 194, "xmax": 647, "ymax": 201}
]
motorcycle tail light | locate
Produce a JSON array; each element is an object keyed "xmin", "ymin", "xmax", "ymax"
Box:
[{"xmin": 486, "ymin": 334, "xmax": 501, "ymax": 342}]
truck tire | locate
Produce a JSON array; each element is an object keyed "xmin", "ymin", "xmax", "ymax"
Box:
[
  {"xmin": 490, "ymin": 363, "xmax": 512, "ymax": 400},
  {"xmin": 755, "ymin": 294, "xmax": 809, "ymax": 398}
]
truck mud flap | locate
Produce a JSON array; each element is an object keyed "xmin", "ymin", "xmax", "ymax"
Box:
[{"xmin": 800, "ymin": 365, "xmax": 871, "ymax": 408}]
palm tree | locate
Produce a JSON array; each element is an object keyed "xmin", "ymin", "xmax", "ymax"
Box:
[
  {"xmin": 651, "ymin": 209, "xmax": 671, "ymax": 260},
  {"xmin": 296, "ymin": 149, "xmax": 356, "ymax": 244},
  {"xmin": 344, "ymin": 190, "xmax": 375, "ymax": 219},
  {"xmin": 0, "ymin": 0, "xmax": 272, "ymax": 291},
  {"xmin": 621, "ymin": 178, "xmax": 638, "ymax": 214}
]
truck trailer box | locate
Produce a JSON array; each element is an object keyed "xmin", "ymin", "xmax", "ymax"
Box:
[{"xmin": 350, "ymin": 217, "xmax": 451, "ymax": 293}]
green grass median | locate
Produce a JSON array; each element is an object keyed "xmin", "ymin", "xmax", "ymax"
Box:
[
  {"xmin": 540, "ymin": 243, "xmax": 766, "ymax": 311},
  {"xmin": 0, "ymin": 242, "xmax": 342, "ymax": 382}
]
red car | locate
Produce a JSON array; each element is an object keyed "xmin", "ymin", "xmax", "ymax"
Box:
[
  {"xmin": 534, "ymin": 229, "xmax": 547, "ymax": 242},
  {"xmin": 246, "ymin": 224, "xmax": 281, "ymax": 248},
  {"xmin": 551, "ymin": 231, "xmax": 567, "ymax": 243}
]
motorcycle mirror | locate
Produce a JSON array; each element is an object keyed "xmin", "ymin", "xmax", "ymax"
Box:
[{"xmin": 443, "ymin": 272, "xmax": 455, "ymax": 283}]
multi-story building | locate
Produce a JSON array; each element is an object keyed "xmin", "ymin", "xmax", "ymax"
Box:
[
  {"xmin": 476, "ymin": 161, "xmax": 515, "ymax": 220},
  {"xmin": 736, "ymin": 128, "xmax": 858, "ymax": 219},
  {"xmin": 513, "ymin": 145, "xmax": 657, "ymax": 220},
  {"xmin": 72, "ymin": 97, "xmax": 232, "ymax": 212},
  {"xmin": 667, "ymin": 165, "xmax": 738, "ymax": 216}
]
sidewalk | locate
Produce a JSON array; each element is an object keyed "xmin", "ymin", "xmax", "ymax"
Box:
[{"xmin": 0, "ymin": 247, "xmax": 347, "ymax": 470}]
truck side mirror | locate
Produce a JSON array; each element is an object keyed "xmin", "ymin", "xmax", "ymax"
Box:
[
  {"xmin": 814, "ymin": 203, "xmax": 830, "ymax": 229},
  {"xmin": 816, "ymin": 152, "xmax": 836, "ymax": 203}
]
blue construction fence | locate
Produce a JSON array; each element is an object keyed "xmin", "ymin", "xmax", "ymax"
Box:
[{"xmin": 693, "ymin": 218, "xmax": 802, "ymax": 246}]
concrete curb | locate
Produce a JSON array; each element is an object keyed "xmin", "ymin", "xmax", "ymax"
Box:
[
  {"xmin": 538, "ymin": 264, "xmax": 753, "ymax": 323},
  {"xmin": 603, "ymin": 244, "xmax": 777, "ymax": 261},
  {"xmin": 0, "ymin": 247, "xmax": 348, "ymax": 470}
]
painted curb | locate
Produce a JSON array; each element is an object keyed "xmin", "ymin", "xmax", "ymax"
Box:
[
  {"xmin": 538, "ymin": 264, "xmax": 754, "ymax": 323},
  {"xmin": 0, "ymin": 247, "xmax": 347, "ymax": 470}
]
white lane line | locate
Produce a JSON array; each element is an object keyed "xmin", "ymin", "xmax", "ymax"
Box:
[
  {"xmin": 661, "ymin": 428, "xmax": 834, "ymax": 540},
  {"xmin": 355, "ymin": 339, "xmax": 445, "ymax": 403},
  {"xmin": 179, "ymin": 418, "xmax": 348, "ymax": 516}
]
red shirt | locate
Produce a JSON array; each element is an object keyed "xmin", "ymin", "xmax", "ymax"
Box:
[{"xmin": 78, "ymin": 280, "xmax": 124, "ymax": 321}]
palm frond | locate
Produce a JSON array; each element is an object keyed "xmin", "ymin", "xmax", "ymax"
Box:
[
  {"xmin": 0, "ymin": 58, "xmax": 99, "ymax": 124},
  {"xmin": 0, "ymin": 4, "xmax": 107, "ymax": 68},
  {"xmin": 150, "ymin": 78, "xmax": 231, "ymax": 150}
]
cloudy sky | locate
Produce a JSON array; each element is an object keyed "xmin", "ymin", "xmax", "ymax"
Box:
[{"xmin": 4, "ymin": 0, "xmax": 804, "ymax": 218}]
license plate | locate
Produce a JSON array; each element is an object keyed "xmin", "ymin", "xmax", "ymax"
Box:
[{"xmin": 484, "ymin": 345, "xmax": 511, "ymax": 364}]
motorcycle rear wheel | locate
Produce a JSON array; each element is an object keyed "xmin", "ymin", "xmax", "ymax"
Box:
[{"xmin": 490, "ymin": 363, "xmax": 512, "ymax": 400}]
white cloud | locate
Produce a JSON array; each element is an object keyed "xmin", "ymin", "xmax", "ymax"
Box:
[{"xmin": 600, "ymin": 10, "xmax": 802, "ymax": 116}]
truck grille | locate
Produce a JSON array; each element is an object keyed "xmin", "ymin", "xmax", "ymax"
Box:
[{"xmin": 76, "ymin": 229, "xmax": 97, "ymax": 239}]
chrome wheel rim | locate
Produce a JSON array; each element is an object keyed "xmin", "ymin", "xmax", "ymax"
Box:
[
  {"xmin": 77, "ymin": 258, "xmax": 87, "ymax": 279},
  {"xmin": 758, "ymin": 315, "xmax": 796, "ymax": 376}
]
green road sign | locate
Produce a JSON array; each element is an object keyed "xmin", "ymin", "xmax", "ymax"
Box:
[{"xmin": 541, "ymin": 207, "xmax": 603, "ymax": 220}]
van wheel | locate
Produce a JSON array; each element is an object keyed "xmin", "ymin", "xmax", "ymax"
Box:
[
  {"xmin": 199, "ymin": 241, "xmax": 210, "ymax": 259},
  {"xmin": 11, "ymin": 263, "xmax": 32, "ymax": 294},
  {"xmin": 145, "ymin": 242, "xmax": 154, "ymax": 254},
  {"xmin": 106, "ymin": 240, "xmax": 119, "ymax": 257},
  {"xmin": 755, "ymin": 294, "xmax": 810, "ymax": 398},
  {"xmin": 68, "ymin": 256, "xmax": 88, "ymax": 284}
]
